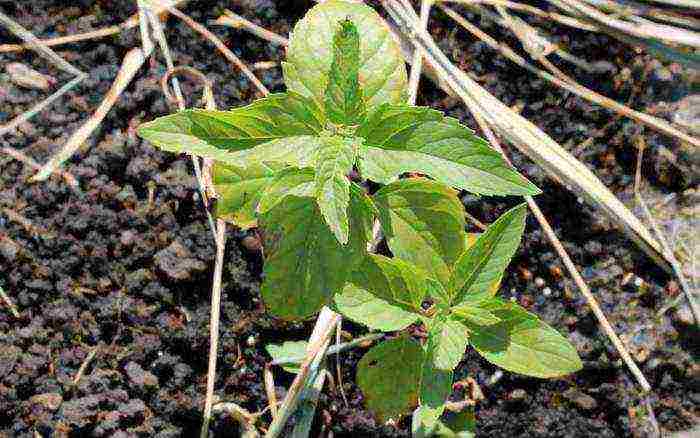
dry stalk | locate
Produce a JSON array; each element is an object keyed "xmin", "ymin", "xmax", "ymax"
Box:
[
  {"xmin": 407, "ymin": 0, "xmax": 433, "ymax": 105},
  {"xmin": 0, "ymin": 75, "xmax": 86, "ymax": 137},
  {"xmin": 31, "ymin": 48, "xmax": 149, "ymax": 182},
  {"xmin": 200, "ymin": 219, "xmax": 228, "ymax": 438},
  {"xmin": 0, "ymin": 11, "xmax": 85, "ymax": 77},
  {"xmin": 72, "ymin": 347, "xmax": 99, "ymax": 385},
  {"xmin": 440, "ymin": 0, "xmax": 599, "ymax": 31},
  {"xmin": 212, "ymin": 10, "xmax": 289, "ymax": 47},
  {"xmin": 143, "ymin": 2, "xmax": 217, "ymax": 243}
]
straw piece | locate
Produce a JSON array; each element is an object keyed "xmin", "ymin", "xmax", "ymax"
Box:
[
  {"xmin": 200, "ymin": 220, "xmax": 228, "ymax": 438},
  {"xmin": 212, "ymin": 10, "xmax": 289, "ymax": 47},
  {"xmin": 0, "ymin": 10, "xmax": 85, "ymax": 77},
  {"xmin": 30, "ymin": 48, "xmax": 148, "ymax": 182}
]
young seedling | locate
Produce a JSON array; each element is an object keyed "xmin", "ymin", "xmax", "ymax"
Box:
[{"xmin": 137, "ymin": 0, "xmax": 581, "ymax": 433}]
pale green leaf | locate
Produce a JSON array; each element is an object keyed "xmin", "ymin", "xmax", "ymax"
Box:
[
  {"xmin": 357, "ymin": 336, "xmax": 423, "ymax": 422},
  {"xmin": 256, "ymin": 167, "xmax": 315, "ymax": 215},
  {"xmin": 284, "ymin": 0, "xmax": 407, "ymax": 114},
  {"xmin": 451, "ymin": 302, "xmax": 501, "ymax": 326},
  {"xmin": 266, "ymin": 340, "xmax": 308, "ymax": 374},
  {"xmin": 334, "ymin": 254, "xmax": 426, "ymax": 331},
  {"xmin": 314, "ymin": 136, "xmax": 356, "ymax": 244},
  {"xmin": 223, "ymin": 135, "xmax": 326, "ymax": 168},
  {"xmin": 426, "ymin": 314, "xmax": 469, "ymax": 371},
  {"xmin": 212, "ymin": 162, "xmax": 280, "ymax": 229},
  {"xmin": 374, "ymin": 178, "xmax": 467, "ymax": 285},
  {"xmin": 449, "ymin": 204, "xmax": 527, "ymax": 305},
  {"xmin": 356, "ymin": 104, "xmax": 540, "ymax": 196},
  {"xmin": 324, "ymin": 19, "xmax": 365, "ymax": 125},
  {"xmin": 137, "ymin": 92, "xmax": 324, "ymax": 153},
  {"xmin": 466, "ymin": 300, "xmax": 583, "ymax": 378}
]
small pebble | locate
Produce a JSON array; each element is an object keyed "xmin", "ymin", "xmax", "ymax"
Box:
[
  {"xmin": 542, "ymin": 287, "xmax": 552, "ymax": 297},
  {"xmin": 534, "ymin": 277, "xmax": 545, "ymax": 288},
  {"xmin": 563, "ymin": 388, "xmax": 597, "ymax": 410}
]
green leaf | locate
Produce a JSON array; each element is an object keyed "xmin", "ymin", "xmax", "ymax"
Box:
[
  {"xmin": 334, "ymin": 254, "xmax": 426, "ymax": 331},
  {"xmin": 426, "ymin": 314, "xmax": 470, "ymax": 371},
  {"xmin": 374, "ymin": 178, "xmax": 467, "ymax": 285},
  {"xmin": 451, "ymin": 302, "xmax": 501, "ymax": 326},
  {"xmin": 418, "ymin": 356, "xmax": 453, "ymax": 430},
  {"xmin": 266, "ymin": 340, "xmax": 308, "ymax": 374},
  {"xmin": 346, "ymin": 182, "xmax": 377, "ymax": 265},
  {"xmin": 212, "ymin": 162, "xmax": 280, "ymax": 229},
  {"xmin": 356, "ymin": 104, "xmax": 540, "ymax": 196},
  {"xmin": 256, "ymin": 167, "xmax": 315, "ymax": 215},
  {"xmin": 260, "ymin": 186, "xmax": 371, "ymax": 319},
  {"xmin": 465, "ymin": 300, "xmax": 583, "ymax": 378},
  {"xmin": 324, "ymin": 19, "xmax": 365, "ymax": 125},
  {"xmin": 260, "ymin": 196, "xmax": 350, "ymax": 319},
  {"xmin": 137, "ymin": 92, "xmax": 324, "ymax": 154},
  {"xmin": 284, "ymin": 0, "xmax": 407, "ymax": 115},
  {"xmin": 449, "ymin": 204, "xmax": 527, "ymax": 305},
  {"xmin": 314, "ymin": 136, "xmax": 356, "ymax": 244},
  {"xmin": 357, "ymin": 336, "xmax": 424, "ymax": 422}
]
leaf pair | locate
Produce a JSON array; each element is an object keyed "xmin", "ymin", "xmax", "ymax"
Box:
[{"xmin": 342, "ymin": 201, "xmax": 581, "ymax": 422}]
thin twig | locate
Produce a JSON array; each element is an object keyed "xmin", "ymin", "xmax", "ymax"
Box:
[
  {"xmin": 72, "ymin": 347, "xmax": 99, "ymax": 385},
  {"xmin": 334, "ymin": 318, "xmax": 348, "ymax": 407},
  {"xmin": 440, "ymin": 0, "xmax": 600, "ymax": 31},
  {"xmin": 144, "ymin": 3, "xmax": 217, "ymax": 243},
  {"xmin": 270, "ymin": 332, "xmax": 384, "ymax": 366},
  {"xmin": 0, "ymin": 75, "xmax": 86, "ymax": 137},
  {"xmin": 200, "ymin": 219, "xmax": 228, "ymax": 438},
  {"xmin": 158, "ymin": 2, "xmax": 269, "ymax": 96},
  {"xmin": 211, "ymin": 10, "xmax": 289, "ymax": 47},
  {"xmin": 0, "ymin": 1, "xmax": 190, "ymax": 53},
  {"xmin": 0, "ymin": 286, "xmax": 20, "ymax": 319},
  {"xmin": 407, "ymin": 0, "xmax": 433, "ymax": 105},
  {"xmin": 30, "ymin": 48, "xmax": 149, "ymax": 182},
  {"xmin": 634, "ymin": 138, "xmax": 700, "ymax": 326},
  {"xmin": 1, "ymin": 147, "xmax": 79, "ymax": 189},
  {"xmin": 0, "ymin": 10, "xmax": 85, "ymax": 77}
]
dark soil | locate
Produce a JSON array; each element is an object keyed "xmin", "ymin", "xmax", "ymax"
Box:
[{"xmin": 1, "ymin": 1, "xmax": 698, "ymax": 437}]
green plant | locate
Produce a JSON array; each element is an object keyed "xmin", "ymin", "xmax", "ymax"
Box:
[{"xmin": 138, "ymin": 0, "xmax": 581, "ymax": 432}]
